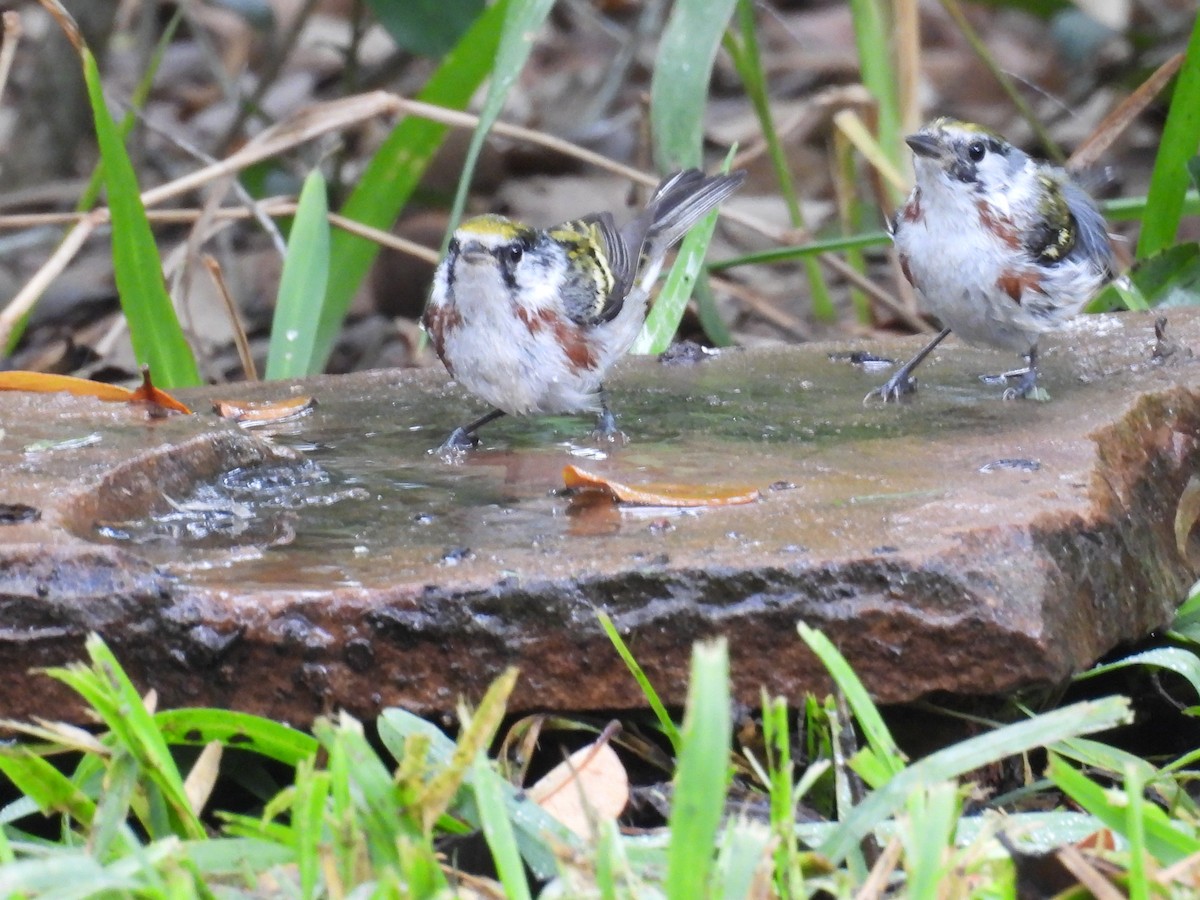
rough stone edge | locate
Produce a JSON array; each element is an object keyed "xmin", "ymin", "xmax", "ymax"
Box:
[{"xmin": 0, "ymin": 371, "xmax": 1197, "ymax": 723}]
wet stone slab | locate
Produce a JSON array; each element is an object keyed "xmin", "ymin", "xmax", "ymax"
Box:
[{"xmin": 1, "ymin": 309, "xmax": 1199, "ymax": 723}]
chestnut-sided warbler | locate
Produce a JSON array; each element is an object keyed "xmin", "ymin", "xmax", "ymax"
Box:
[
  {"xmin": 422, "ymin": 168, "xmax": 746, "ymax": 450},
  {"xmin": 866, "ymin": 117, "xmax": 1114, "ymax": 402}
]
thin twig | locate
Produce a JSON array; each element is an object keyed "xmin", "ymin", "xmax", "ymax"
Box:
[
  {"xmin": 203, "ymin": 254, "xmax": 258, "ymax": 381},
  {"xmin": 817, "ymin": 252, "xmax": 931, "ymax": 333},
  {"xmin": 215, "ymin": 0, "xmax": 324, "ymax": 153},
  {"xmin": 0, "ymin": 201, "xmax": 442, "ymax": 263},
  {"xmin": 937, "ymin": 0, "xmax": 1065, "ymax": 164},
  {"xmin": 1068, "ymin": 51, "xmax": 1184, "ymax": 172},
  {"xmin": 0, "ymin": 11, "xmax": 25, "ymax": 105},
  {"xmin": 0, "ymin": 213, "xmax": 102, "ymax": 351},
  {"xmin": 710, "ymin": 273, "xmax": 811, "ymax": 342},
  {"xmin": 134, "ymin": 103, "xmax": 288, "ymax": 256}
]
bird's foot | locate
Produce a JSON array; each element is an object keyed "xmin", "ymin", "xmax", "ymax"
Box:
[
  {"xmin": 432, "ymin": 426, "xmax": 478, "ymax": 458},
  {"xmin": 996, "ymin": 367, "xmax": 1049, "ymax": 402},
  {"xmin": 863, "ymin": 371, "xmax": 918, "ymax": 405},
  {"xmin": 590, "ymin": 408, "xmax": 627, "ymax": 445}
]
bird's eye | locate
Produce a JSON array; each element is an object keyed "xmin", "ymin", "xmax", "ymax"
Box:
[
  {"xmin": 503, "ymin": 242, "xmax": 524, "ymax": 266},
  {"xmin": 448, "ymin": 237, "xmax": 460, "ymax": 256},
  {"xmin": 967, "ymin": 141, "xmax": 986, "ymax": 162}
]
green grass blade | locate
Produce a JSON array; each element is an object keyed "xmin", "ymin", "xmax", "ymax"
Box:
[
  {"xmin": 266, "ymin": 170, "xmax": 331, "ymax": 379},
  {"xmin": 1054, "ymin": 736, "xmax": 1191, "ymax": 813},
  {"xmin": 378, "ymin": 706, "xmax": 578, "ymax": 881},
  {"xmin": 1125, "ymin": 763, "xmax": 1150, "ymax": 900},
  {"xmin": 154, "ymin": 709, "xmax": 319, "ymax": 765},
  {"xmin": 0, "ymin": 750, "xmax": 95, "ymax": 825},
  {"xmin": 292, "ymin": 761, "xmax": 329, "ymax": 900},
  {"xmin": 316, "ymin": 0, "xmax": 511, "ymax": 370},
  {"xmin": 444, "ymin": 0, "xmax": 556, "ymax": 236},
  {"xmin": 1169, "ymin": 578, "xmax": 1200, "ymax": 645},
  {"xmin": 472, "ymin": 753, "xmax": 533, "ymax": 900},
  {"xmin": 847, "ymin": 0, "xmax": 902, "ymax": 179},
  {"xmin": 77, "ymin": 7, "xmax": 183, "ymax": 216},
  {"xmin": 666, "ymin": 639, "xmax": 732, "ymax": 900},
  {"xmin": 899, "ymin": 782, "xmax": 960, "ymax": 898},
  {"xmin": 650, "ymin": 0, "xmax": 738, "ymax": 172},
  {"xmin": 714, "ymin": 819, "xmax": 773, "ymax": 900},
  {"xmin": 178, "ymin": 838, "xmax": 295, "ymax": 879},
  {"xmin": 727, "ymin": 0, "xmax": 834, "ymax": 321},
  {"xmin": 419, "ymin": 668, "xmax": 518, "ymax": 828},
  {"xmin": 1104, "ymin": 190, "xmax": 1200, "ymax": 222},
  {"xmin": 1074, "ymin": 646, "xmax": 1200, "ymax": 702},
  {"xmin": 0, "ymin": 855, "xmax": 135, "ymax": 898},
  {"xmin": 365, "ymin": 0, "xmax": 486, "ymax": 57},
  {"xmin": 90, "ymin": 751, "xmax": 139, "ymax": 861},
  {"xmin": 597, "ymin": 611, "xmax": 683, "ymax": 754},
  {"xmin": 314, "ymin": 714, "xmax": 408, "ymax": 871},
  {"xmin": 819, "ymin": 696, "xmax": 1132, "ymax": 864},
  {"xmin": 1137, "ymin": 12, "xmax": 1200, "ymax": 257},
  {"xmin": 1047, "ymin": 753, "xmax": 1200, "ymax": 865},
  {"xmin": 2, "ymin": 10, "xmax": 185, "ymax": 358},
  {"xmin": 710, "ymin": 231, "xmax": 892, "ymax": 270},
  {"xmin": 83, "ymin": 49, "xmax": 201, "ymax": 387},
  {"xmin": 43, "ymin": 634, "xmax": 204, "ymax": 840},
  {"xmin": 798, "ymin": 623, "xmax": 905, "ymax": 782}
]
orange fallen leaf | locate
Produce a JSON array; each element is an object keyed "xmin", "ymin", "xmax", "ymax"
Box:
[
  {"xmin": 527, "ymin": 740, "xmax": 629, "ymax": 839},
  {"xmin": 212, "ymin": 395, "xmax": 317, "ymax": 423},
  {"xmin": 0, "ymin": 368, "xmax": 191, "ymax": 414},
  {"xmin": 0, "ymin": 370, "xmax": 135, "ymax": 402},
  {"xmin": 129, "ymin": 368, "xmax": 192, "ymax": 414},
  {"xmin": 563, "ymin": 464, "xmax": 761, "ymax": 508},
  {"xmin": 1076, "ymin": 829, "xmax": 1117, "ymax": 853}
]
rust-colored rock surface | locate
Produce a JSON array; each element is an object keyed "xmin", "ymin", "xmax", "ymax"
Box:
[{"xmin": 1, "ymin": 309, "xmax": 1198, "ymax": 723}]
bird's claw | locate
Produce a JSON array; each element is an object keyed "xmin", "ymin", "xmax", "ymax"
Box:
[
  {"xmin": 433, "ymin": 427, "xmax": 478, "ymax": 458},
  {"xmin": 996, "ymin": 367, "xmax": 1049, "ymax": 402},
  {"xmin": 863, "ymin": 373, "xmax": 917, "ymax": 405},
  {"xmin": 590, "ymin": 409, "xmax": 627, "ymax": 445},
  {"xmin": 1001, "ymin": 383, "xmax": 1051, "ymax": 402}
]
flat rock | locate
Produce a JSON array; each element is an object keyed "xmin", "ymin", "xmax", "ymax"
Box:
[{"xmin": 1, "ymin": 309, "xmax": 1198, "ymax": 723}]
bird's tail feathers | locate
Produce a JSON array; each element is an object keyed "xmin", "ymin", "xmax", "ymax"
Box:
[{"xmin": 642, "ymin": 169, "xmax": 747, "ymax": 254}]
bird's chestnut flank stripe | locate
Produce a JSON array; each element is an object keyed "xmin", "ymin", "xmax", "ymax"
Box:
[
  {"xmin": 868, "ymin": 116, "xmax": 1113, "ymax": 403},
  {"xmin": 422, "ymin": 168, "xmax": 746, "ymax": 453}
]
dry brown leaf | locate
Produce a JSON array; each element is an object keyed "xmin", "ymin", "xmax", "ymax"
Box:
[
  {"xmin": 1076, "ymin": 829, "xmax": 1117, "ymax": 853},
  {"xmin": 563, "ymin": 464, "xmax": 761, "ymax": 508},
  {"xmin": 129, "ymin": 368, "xmax": 193, "ymax": 415},
  {"xmin": 184, "ymin": 740, "xmax": 223, "ymax": 816},
  {"xmin": 1174, "ymin": 474, "xmax": 1200, "ymax": 568},
  {"xmin": 213, "ymin": 395, "xmax": 317, "ymax": 423},
  {"xmin": 527, "ymin": 740, "xmax": 629, "ymax": 840}
]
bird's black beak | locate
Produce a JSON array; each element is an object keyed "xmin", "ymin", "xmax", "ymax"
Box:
[
  {"xmin": 905, "ymin": 133, "xmax": 946, "ymax": 160},
  {"xmin": 458, "ymin": 241, "xmax": 491, "ymax": 263}
]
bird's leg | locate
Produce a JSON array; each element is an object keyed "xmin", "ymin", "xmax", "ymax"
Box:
[
  {"xmin": 438, "ymin": 408, "xmax": 506, "ymax": 453},
  {"xmin": 1001, "ymin": 346, "xmax": 1048, "ymax": 401},
  {"xmin": 591, "ymin": 388, "xmax": 626, "ymax": 443},
  {"xmin": 863, "ymin": 327, "xmax": 952, "ymax": 404}
]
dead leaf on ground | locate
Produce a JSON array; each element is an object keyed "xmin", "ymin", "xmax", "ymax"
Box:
[
  {"xmin": 212, "ymin": 395, "xmax": 317, "ymax": 424},
  {"xmin": 0, "ymin": 368, "xmax": 192, "ymax": 415},
  {"xmin": 129, "ymin": 367, "xmax": 193, "ymax": 415},
  {"xmin": 527, "ymin": 739, "xmax": 629, "ymax": 839},
  {"xmin": 563, "ymin": 464, "xmax": 761, "ymax": 508}
]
